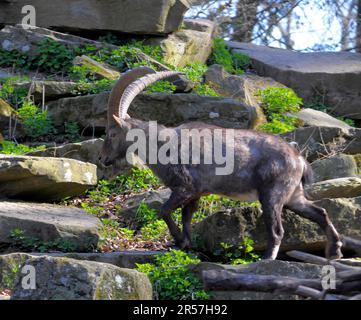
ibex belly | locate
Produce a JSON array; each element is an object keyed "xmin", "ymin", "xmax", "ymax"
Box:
[{"xmin": 220, "ymin": 190, "xmax": 259, "ymax": 202}]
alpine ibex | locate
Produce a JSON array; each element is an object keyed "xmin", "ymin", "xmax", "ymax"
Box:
[{"xmin": 100, "ymin": 67, "xmax": 343, "ymax": 260}]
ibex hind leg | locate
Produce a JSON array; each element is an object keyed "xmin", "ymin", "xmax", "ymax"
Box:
[
  {"xmin": 259, "ymin": 186, "xmax": 289, "ymax": 260},
  {"xmin": 286, "ymin": 188, "xmax": 343, "ymax": 260}
]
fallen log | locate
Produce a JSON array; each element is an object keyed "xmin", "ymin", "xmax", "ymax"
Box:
[
  {"xmin": 337, "ymin": 269, "xmax": 361, "ymax": 282},
  {"xmin": 295, "ymin": 286, "xmax": 347, "ymax": 300},
  {"xmin": 202, "ymin": 270, "xmax": 324, "ymax": 292},
  {"xmin": 287, "ymin": 251, "xmax": 355, "ymax": 271},
  {"xmin": 342, "ymin": 236, "xmax": 361, "ymax": 256}
]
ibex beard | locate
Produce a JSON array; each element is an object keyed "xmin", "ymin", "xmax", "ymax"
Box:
[{"xmin": 99, "ymin": 67, "xmax": 343, "ymax": 260}]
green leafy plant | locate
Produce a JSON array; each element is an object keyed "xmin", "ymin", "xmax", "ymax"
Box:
[
  {"xmin": 232, "ymin": 51, "xmax": 251, "ymax": 73},
  {"xmin": 208, "ymin": 38, "xmax": 251, "ymax": 74},
  {"xmin": 17, "ymin": 100, "xmax": 56, "ymax": 138},
  {"xmin": 140, "ymin": 220, "xmax": 169, "ymax": 241},
  {"xmin": 179, "ymin": 63, "xmax": 219, "ymax": 97},
  {"xmin": 9, "ymin": 229, "xmax": 77, "ymax": 253},
  {"xmin": 29, "ymin": 39, "xmax": 75, "ymax": 73},
  {"xmin": 0, "ymin": 140, "xmax": 45, "ymax": 155},
  {"xmin": 0, "ymin": 77, "xmax": 29, "ymax": 106},
  {"xmin": 145, "ymin": 80, "xmax": 176, "ymax": 94},
  {"xmin": 214, "ymin": 239, "xmax": 260, "ymax": 265},
  {"xmin": 194, "ymin": 194, "xmax": 260, "ymax": 223},
  {"xmin": 64, "ymin": 121, "xmax": 81, "ymax": 141},
  {"xmin": 257, "ymin": 87, "xmax": 303, "ymax": 134},
  {"xmin": 0, "ymin": 49, "xmax": 29, "ymax": 70},
  {"xmin": 136, "ymin": 250, "xmax": 209, "ymax": 300}
]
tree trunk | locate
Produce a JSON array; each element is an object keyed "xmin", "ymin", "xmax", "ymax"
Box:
[
  {"xmin": 357, "ymin": 0, "xmax": 361, "ymax": 52},
  {"xmin": 231, "ymin": 0, "xmax": 260, "ymax": 42}
]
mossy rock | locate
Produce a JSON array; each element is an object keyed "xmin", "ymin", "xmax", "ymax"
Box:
[{"xmin": 1, "ymin": 254, "xmax": 153, "ymax": 300}]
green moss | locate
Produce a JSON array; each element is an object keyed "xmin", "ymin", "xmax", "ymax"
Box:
[
  {"xmin": 208, "ymin": 38, "xmax": 250, "ymax": 74},
  {"xmin": 95, "ymin": 269, "xmax": 152, "ymax": 300},
  {"xmin": 136, "ymin": 250, "xmax": 209, "ymax": 300},
  {"xmin": 0, "ymin": 140, "xmax": 46, "ymax": 155},
  {"xmin": 0, "ymin": 254, "xmax": 29, "ymax": 291},
  {"xmin": 353, "ymin": 154, "xmax": 361, "ymax": 175},
  {"xmin": 257, "ymin": 87, "xmax": 303, "ymax": 134}
]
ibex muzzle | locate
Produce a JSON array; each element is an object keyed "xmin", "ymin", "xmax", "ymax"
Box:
[{"xmin": 100, "ymin": 67, "xmax": 343, "ymax": 260}]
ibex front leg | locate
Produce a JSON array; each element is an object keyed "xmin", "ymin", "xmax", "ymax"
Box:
[
  {"xmin": 159, "ymin": 191, "xmax": 194, "ymax": 247},
  {"xmin": 181, "ymin": 198, "xmax": 200, "ymax": 249}
]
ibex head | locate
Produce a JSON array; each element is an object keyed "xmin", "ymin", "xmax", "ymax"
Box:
[{"xmin": 99, "ymin": 67, "xmax": 181, "ymax": 171}]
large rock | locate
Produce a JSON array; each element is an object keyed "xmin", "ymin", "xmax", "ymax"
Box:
[
  {"xmin": 280, "ymin": 126, "xmax": 353, "ymax": 161},
  {"xmin": 311, "ymin": 154, "xmax": 358, "ymax": 182},
  {"xmin": 227, "ymin": 42, "xmax": 361, "ymax": 120},
  {"xmin": 0, "ymin": 25, "xmax": 192, "ymax": 92},
  {"xmin": 293, "ymin": 108, "xmax": 353, "ymax": 131},
  {"xmin": 14, "ymin": 80, "xmax": 78, "ymax": 103},
  {"xmin": 306, "ymin": 177, "xmax": 361, "ymax": 200},
  {"xmin": 0, "ymin": 254, "xmax": 152, "ymax": 300},
  {"xmin": 193, "ymin": 197, "xmax": 361, "ymax": 254},
  {"xmin": 193, "ymin": 260, "xmax": 323, "ymax": 300},
  {"xmin": 0, "ymin": 201, "xmax": 100, "ymax": 251},
  {"xmin": 204, "ymin": 64, "xmax": 286, "ymax": 128},
  {"xmin": 0, "ymin": 0, "xmax": 189, "ymax": 35},
  {"xmin": 0, "ymin": 155, "xmax": 97, "ymax": 201},
  {"xmin": 27, "ymin": 139, "xmax": 112, "ymax": 180},
  {"xmin": 47, "ymin": 92, "xmax": 254, "ymax": 131},
  {"xmin": 121, "ymin": 188, "xmax": 172, "ymax": 224},
  {"xmin": 0, "ymin": 24, "xmax": 113, "ymax": 54},
  {"xmin": 147, "ymin": 19, "xmax": 216, "ymax": 68},
  {"xmin": 0, "ymin": 98, "xmax": 16, "ymax": 132},
  {"xmin": 30, "ymin": 251, "xmax": 163, "ymax": 269}
]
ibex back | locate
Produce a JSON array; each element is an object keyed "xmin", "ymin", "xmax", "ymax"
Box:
[{"xmin": 99, "ymin": 67, "xmax": 343, "ymax": 260}]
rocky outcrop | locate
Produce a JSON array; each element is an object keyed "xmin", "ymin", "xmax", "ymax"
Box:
[
  {"xmin": 0, "ymin": 25, "xmax": 193, "ymax": 92},
  {"xmin": 27, "ymin": 139, "xmax": 112, "ymax": 180},
  {"xmin": 0, "ymin": 254, "xmax": 152, "ymax": 300},
  {"xmin": 26, "ymin": 139, "xmax": 147, "ymax": 180},
  {"xmin": 147, "ymin": 19, "xmax": 216, "ymax": 68},
  {"xmin": 281, "ymin": 126, "xmax": 361, "ymax": 161},
  {"xmin": 306, "ymin": 177, "xmax": 361, "ymax": 200},
  {"xmin": 193, "ymin": 197, "xmax": 361, "ymax": 254},
  {"xmin": 73, "ymin": 55, "xmax": 121, "ymax": 80},
  {"xmin": 0, "ymin": 155, "xmax": 97, "ymax": 201},
  {"xmin": 121, "ymin": 188, "xmax": 172, "ymax": 224},
  {"xmin": 227, "ymin": 41, "xmax": 361, "ymax": 120},
  {"xmin": 204, "ymin": 64, "xmax": 278, "ymax": 128},
  {"xmin": 0, "ymin": 25, "xmax": 104, "ymax": 54},
  {"xmin": 0, "ymin": 201, "xmax": 100, "ymax": 251},
  {"xmin": 47, "ymin": 92, "xmax": 254, "ymax": 131},
  {"xmin": 30, "ymin": 251, "xmax": 163, "ymax": 269},
  {"xmin": 311, "ymin": 154, "xmax": 359, "ymax": 182},
  {"xmin": 0, "ymin": 0, "xmax": 189, "ymax": 35},
  {"xmin": 0, "ymin": 98, "xmax": 16, "ymax": 132},
  {"xmin": 292, "ymin": 108, "xmax": 353, "ymax": 131},
  {"xmin": 193, "ymin": 260, "xmax": 323, "ymax": 300},
  {"xmin": 14, "ymin": 80, "xmax": 78, "ymax": 103}
]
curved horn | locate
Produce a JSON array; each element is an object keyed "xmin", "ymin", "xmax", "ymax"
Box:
[
  {"xmin": 119, "ymin": 71, "xmax": 182, "ymax": 119},
  {"xmin": 107, "ymin": 67, "xmax": 156, "ymax": 127}
]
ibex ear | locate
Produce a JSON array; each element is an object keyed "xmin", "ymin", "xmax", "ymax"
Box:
[{"xmin": 113, "ymin": 115, "xmax": 123, "ymax": 126}]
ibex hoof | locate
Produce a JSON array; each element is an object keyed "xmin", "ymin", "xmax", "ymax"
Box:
[
  {"xmin": 326, "ymin": 241, "xmax": 343, "ymax": 260},
  {"xmin": 176, "ymin": 238, "xmax": 192, "ymax": 251}
]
